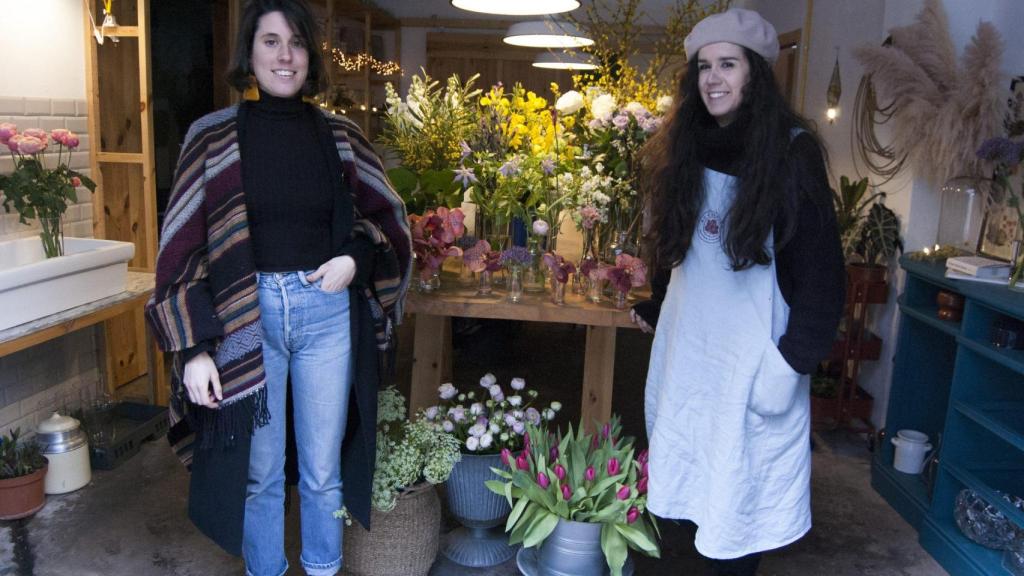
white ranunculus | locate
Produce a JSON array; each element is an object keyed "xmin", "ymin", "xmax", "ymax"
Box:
[
  {"xmin": 510, "ymin": 377, "xmax": 526, "ymax": 391},
  {"xmin": 590, "ymin": 94, "xmax": 618, "ymax": 121},
  {"xmin": 470, "ymin": 402, "xmax": 484, "ymax": 416},
  {"xmin": 466, "ymin": 436, "xmax": 480, "ymax": 451},
  {"xmin": 656, "ymin": 95, "xmax": 674, "ymax": 114},
  {"xmin": 479, "ymin": 433, "xmax": 494, "ymax": 449},
  {"xmin": 624, "ymin": 101, "xmax": 648, "ymax": 117},
  {"xmin": 555, "ymin": 90, "xmax": 585, "ymax": 115},
  {"xmin": 508, "ymin": 395, "xmax": 523, "ymax": 407},
  {"xmin": 480, "ymin": 372, "xmax": 497, "ymax": 387}
]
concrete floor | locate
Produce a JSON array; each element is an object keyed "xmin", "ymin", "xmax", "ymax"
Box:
[{"xmin": 0, "ymin": 319, "xmax": 948, "ymax": 576}]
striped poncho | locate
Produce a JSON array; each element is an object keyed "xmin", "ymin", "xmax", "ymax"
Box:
[{"xmin": 146, "ymin": 103, "xmax": 411, "ymax": 468}]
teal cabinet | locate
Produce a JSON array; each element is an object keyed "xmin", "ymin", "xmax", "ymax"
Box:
[{"xmin": 872, "ymin": 257, "xmax": 1024, "ymax": 575}]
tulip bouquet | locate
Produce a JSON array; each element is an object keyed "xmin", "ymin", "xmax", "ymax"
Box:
[
  {"xmin": 0, "ymin": 123, "xmax": 95, "ymax": 257},
  {"xmin": 486, "ymin": 416, "xmax": 659, "ymax": 576},
  {"xmin": 422, "ymin": 373, "xmax": 562, "ymax": 454}
]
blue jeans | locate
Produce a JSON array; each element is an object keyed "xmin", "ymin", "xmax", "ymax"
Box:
[{"xmin": 244, "ymin": 271, "xmax": 352, "ymax": 576}]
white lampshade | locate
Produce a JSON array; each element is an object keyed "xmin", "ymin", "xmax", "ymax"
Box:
[
  {"xmin": 504, "ymin": 20, "xmax": 593, "ymax": 48},
  {"xmin": 451, "ymin": 0, "xmax": 581, "ymax": 16},
  {"xmin": 533, "ymin": 51, "xmax": 598, "ymax": 70}
]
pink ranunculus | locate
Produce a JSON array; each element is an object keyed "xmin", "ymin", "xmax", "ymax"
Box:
[
  {"xmin": 553, "ymin": 464, "xmax": 566, "ymax": 481},
  {"xmin": 584, "ymin": 466, "xmax": 596, "ymax": 482},
  {"xmin": 607, "ymin": 457, "xmax": 620, "ymax": 476},
  {"xmin": 616, "ymin": 485, "xmax": 631, "ymax": 500},
  {"xmin": 626, "ymin": 506, "xmax": 640, "ymax": 524},
  {"xmin": 0, "ymin": 122, "xmax": 16, "ymax": 145},
  {"xmin": 71, "ymin": 176, "xmax": 82, "ymax": 188},
  {"xmin": 51, "ymin": 128, "xmax": 70, "ymax": 145},
  {"xmin": 561, "ymin": 483, "xmax": 572, "ymax": 500},
  {"xmin": 6, "ymin": 134, "xmax": 23, "ymax": 153},
  {"xmin": 500, "ymin": 448, "xmax": 513, "ymax": 467},
  {"xmin": 537, "ymin": 472, "xmax": 550, "ymax": 489},
  {"xmin": 22, "ymin": 128, "xmax": 47, "ymax": 144},
  {"xmin": 16, "ymin": 135, "xmax": 45, "ymax": 155},
  {"xmin": 637, "ymin": 476, "xmax": 648, "ymax": 494},
  {"xmin": 516, "ymin": 452, "xmax": 530, "ymax": 471},
  {"xmin": 66, "ymin": 135, "xmax": 80, "ymax": 149}
]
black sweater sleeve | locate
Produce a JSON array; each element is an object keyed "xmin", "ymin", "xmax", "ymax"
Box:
[
  {"xmin": 774, "ymin": 133, "xmax": 846, "ymax": 374},
  {"xmin": 631, "ymin": 266, "xmax": 670, "ymax": 328}
]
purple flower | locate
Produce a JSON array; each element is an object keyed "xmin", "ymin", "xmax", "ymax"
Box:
[
  {"xmin": 553, "ymin": 464, "xmax": 566, "ymax": 481},
  {"xmin": 607, "ymin": 458, "xmax": 620, "ymax": 475},
  {"xmin": 511, "ymin": 377, "xmax": 526, "ymax": 391},
  {"xmin": 459, "ymin": 140, "xmax": 472, "ymax": 161},
  {"xmin": 489, "ymin": 384, "xmax": 504, "ymax": 402},
  {"xmin": 516, "ymin": 452, "xmax": 530, "ymax": 470},
  {"xmin": 612, "ymin": 114, "xmax": 630, "ymax": 130},
  {"xmin": 449, "ymin": 406, "xmax": 466, "ymax": 422},
  {"xmin": 637, "ymin": 476, "xmax": 648, "ymax": 494},
  {"xmin": 525, "ymin": 407, "xmax": 541, "ymax": 425},
  {"xmin": 424, "ymin": 406, "xmax": 439, "ymax": 420},
  {"xmin": 501, "ymin": 448, "xmax": 513, "ymax": 467},
  {"xmin": 584, "ymin": 466, "xmax": 596, "ymax": 482},
  {"xmin": 480, "ymin": 373, "xmax": 497, "ymax": 387},
  {"xmin": 541, "ymin": 158, "xmax": 556, "ymax": 175},
  {"xmin": 442, "ymin": 420, "xmax": 454, "ymax": 433},
  {"xmin": 470, "ymin": 402, "xmax": 484, "ymax": 416},
  {"xmin": 453, "ymin": 166, "xmax": 477, "ymax": 188},
  {"xmin": 561, "ymin": 483, "xmax": 572, "ymax": 500},
  {"xmin": 500, "ymin": 246, "xmax": 531, "ymax": 267},
  {"xmin": 977, "ymin": 137, "xmax": 1024, "ymax": 166},
  {"xmin": 466, "ymin": 436, "xmax": 480, "ymax": 451},
  {"xmin": 549, "ymin": 446, "xmax": 559, "ymax": 461},
  {"xmin": 532, "ymin": 219, "xmax": 550, "ymax": 237},
  {"xmin": 537, "ymin": 472, "xmax": 551, "ymax": 489},
  {"xmin": 616, "ymin": 485, "xmax": 631, "ymax": 500},
  {"xmin": 512, "ymin": 421, "xmax": 526, "ymax": 435},
  {"xmin": 626, "ymin": 506, "xmax": 640, "ymax": 524},
  {"xmin": 498, "ymin": 158, "xmax": 521, "ymax": 178}
]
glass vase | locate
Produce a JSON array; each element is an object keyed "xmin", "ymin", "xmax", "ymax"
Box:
[
  {"xmin": 507, "ymin": 266, "xmax": 523, "ymax": 303},
  {"xmin": 550, "ymin": 278, "xmax": 566, "ymax": 306},
  {"xmin": 523, "ymin": 237, "xmax": 545, "ymax": 292},
  {"xmin": 477, "ymin": 270, "xmax": 493, "ymax": 296},
  {"xmin": 38, "ymin": 215, "xmax": 65, "ymax": 258},
  {"xmin": 587, "ymin": 276, "xmax": 603, "ymax": 304},
  {"xmin": 417, "ymin": 270, "xmax": 441, "ymax": 293},
  {"xmin": 574, "ymin": 226, "xmax": 597, "ymax": 294},
  {"xmin": 614, "ymin": 288, "xmax": 629, "ymax": 310}
]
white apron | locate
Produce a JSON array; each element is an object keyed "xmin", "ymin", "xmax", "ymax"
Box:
[{"xmin": 644, "ymin": 168, "xmax": 811, "ymax": 559}]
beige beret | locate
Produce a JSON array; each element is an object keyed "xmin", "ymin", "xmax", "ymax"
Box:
[{"xmin": 684, "ymin": 8, "xmax": 779, "ymax": 64}]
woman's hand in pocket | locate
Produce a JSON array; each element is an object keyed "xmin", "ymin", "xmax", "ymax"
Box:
[{"xmin": 308, "ymin": 255, "xmax": 356, "ymax": 293}]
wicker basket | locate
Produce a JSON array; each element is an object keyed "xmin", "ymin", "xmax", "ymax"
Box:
[{"xmin": 343, "ymin": 483, "xmax": 441, "ymax": 576}]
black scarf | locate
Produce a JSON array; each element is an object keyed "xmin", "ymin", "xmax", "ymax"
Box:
[{"xmin": 693, "ymin": 110, "xmax": 751, "ymax": 176}]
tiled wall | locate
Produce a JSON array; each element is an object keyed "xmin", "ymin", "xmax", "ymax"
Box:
[{"xmin": 0, "ymin": 96, "xmax": 102, "ymax": 434}]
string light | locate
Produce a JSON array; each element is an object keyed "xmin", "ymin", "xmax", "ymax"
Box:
[{"xmin": 323, "ymin": 44, "xmax": 402, "ymax": 76}]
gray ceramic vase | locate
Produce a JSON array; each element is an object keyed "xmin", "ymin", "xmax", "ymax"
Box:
[
  {"xmin": 517, "ymin": 518, "xmax": 635, "ymax": 576},
  {"xmin": 441, "ymin": 451, "xmax": 515, "ymax": 566}
]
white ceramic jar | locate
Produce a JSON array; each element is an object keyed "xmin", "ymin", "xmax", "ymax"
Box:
[{"xmin": 35, "ymin": 412, "xmax": 91, "ymax": 494}]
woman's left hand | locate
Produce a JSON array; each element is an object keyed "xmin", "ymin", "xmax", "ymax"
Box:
[{"xmin": 307, "ymin": 255, "xmax": 357, "ymax": 293}]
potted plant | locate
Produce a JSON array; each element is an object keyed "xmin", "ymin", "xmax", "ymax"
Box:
[
  {"xmin": 0, "ymin": 428, "xmax": 49, "ymax": 520},
  {"xmin": 422, "ymin": 373, "xmax": 562, "ymax": 567},
  {"xmin": 833, "ymin": 175, "xmax": 903, "ymax": 282},
  {"xmin": 0, "ymin": 124, "xmax": 96, "ymax": 258},
  {"xmin": 340, "ymin": 388, "xmax": 461, "ymax": 576},
  {"xmin": 487, "ymin": 416, "xmax": 659, "ymax": 576}
]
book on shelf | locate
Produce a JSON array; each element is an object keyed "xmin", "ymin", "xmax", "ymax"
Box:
[
  {"xmin": 945, "ymin": 256, "xmax": 1011, "ymax": 278},
  {"xmin": 945, "ymin": 269, "xmax": 1010, "ymax": 285}
]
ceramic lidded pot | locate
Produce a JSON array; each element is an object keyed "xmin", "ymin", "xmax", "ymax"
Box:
[{"xmin": 35, "ymin": 412, "xmax": 91, "ymax": 494}]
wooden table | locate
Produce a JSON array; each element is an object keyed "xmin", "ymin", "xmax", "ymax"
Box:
[
  {"xmin": 404, "ymin": 280, "xmax": 639, "ymax": 430},
  {"xmin": 0, "ymin": 271, "xmax": 166, "ymax": 403}
]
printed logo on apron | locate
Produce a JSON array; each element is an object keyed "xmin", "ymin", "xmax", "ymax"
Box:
[{"xmin": 697, "ymin": 210, "xmax": 722, "ymax": 244}]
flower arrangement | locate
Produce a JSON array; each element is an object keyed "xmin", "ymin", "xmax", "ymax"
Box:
[
  {"xmin": 1, "ymin": 428, "xmax": 47, "ymax": 480},
  {"xmin": 485, "ymin": 416, "xmax": 659, "ymax": 576},
  {"xmin": 368, "ymin": 388, "xmax": 462, "ymax": 513},
  {"xmin": 603, "ymin": 254, "xmax": 648, "ymax": 295},
  {"xmin": 422, "ymin": 373, "xmax": 561, "ymax": 454},
  {"xmin": 976, "ymin": 135, "xmax": 1024, "ymax": 285},
  {"xmin": 462, "ymin": 239, "xmax": 503, "ymax": 274},
  {"xmin": 499, "ymin": 245, "xmax": 531, "ymax": 270},
  {"xmin": 0, "ymin": 124, "xmax": 95, "ymax": 257},
  {"xmin": 542, "ymin": 252, "xmax": 577, "ymax": 284},
  {"xmin": 380, "ymin": 72, "xmax": 482, "ymax": 214},
  {"xmin": 409, "ymin": 206, "xmax": 465, "ymax": 280}
]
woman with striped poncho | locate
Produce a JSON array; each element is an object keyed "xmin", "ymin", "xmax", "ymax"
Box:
[{"xmin": 145, "ymin": 1, "xmax": 410, "ymax": 574}]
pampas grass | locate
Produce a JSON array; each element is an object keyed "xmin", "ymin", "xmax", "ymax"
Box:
[{"xmin": 854, "ymin": 0, "xmax": 1006, "ymax": 186}]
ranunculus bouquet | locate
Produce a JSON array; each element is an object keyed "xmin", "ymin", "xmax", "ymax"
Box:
[
  {"xmin": 486, "ymin": 416, "xmax": 659, "ymax": 576},
  {"xmin": 422, "ymin": 373, "xmax": 562, "ymax": 454},
  {"xmin": 0, "ymin": 124, "xmax": 95, "ymax": 257}
]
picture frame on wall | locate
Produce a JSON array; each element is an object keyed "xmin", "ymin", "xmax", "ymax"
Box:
[{"xmin": 976, "ymin": 75, "xmax": 1024, "ymax": 261}]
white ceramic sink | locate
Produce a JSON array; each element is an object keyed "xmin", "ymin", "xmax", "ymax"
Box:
[{"xmin": 0, "ymin": 237, "xmax": 135, "ymax": 331}]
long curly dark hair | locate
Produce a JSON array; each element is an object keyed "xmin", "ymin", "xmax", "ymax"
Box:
[{"xmin": 642, "ymin": 47, "xmax": 825, "ymax": 272}]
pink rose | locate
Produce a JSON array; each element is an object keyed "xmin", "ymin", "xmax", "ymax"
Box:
[
  {"xmin": 0, "ymin": 122, "xmax": 16, "ymax": 145},
  {"xmin": 71, "ymin": 176, "xmax": 82, "ymax": 187},
  {"xmin": 16, "ymin": 135, "xmax": 45, "ymax": 155}
]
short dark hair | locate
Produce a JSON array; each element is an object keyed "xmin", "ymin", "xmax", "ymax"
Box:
[{"xmin": 226, "ymin": 0, "xmax": 326, "ymax": 97}]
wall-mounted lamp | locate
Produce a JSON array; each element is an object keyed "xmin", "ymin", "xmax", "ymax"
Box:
[{"xmin": 826, "ymin": 47, "xmax": 841, "ymax": 123}]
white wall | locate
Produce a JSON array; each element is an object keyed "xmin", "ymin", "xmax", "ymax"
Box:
[{"xmin": 0, "ymin": 0, "xmax": 87, "ymax": 100}]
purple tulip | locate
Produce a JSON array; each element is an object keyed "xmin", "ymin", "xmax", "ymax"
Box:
[
  {"xmin": 607, "ymin": 458, "xmax": 620, "ymax": 476},
  {"xmin": 549, "ymin": 446, "xmax": 559, "ymax": 461},
  {"xmin": 500, "ymin": 448, "xmax": 513, "ymax": 468},
  {"xmin": 638, "ymin": 449, "xmax": 649, "ymax": 465},
  {"xmin": 601, "ymin": 423, "xmax": 611, "ymax": 439},
  {"xmin": 584, "ymin": 466, "xmax": 596, "ymax": 482},
  {"xmin": 626, "ymin": 506, "xmax": 640, "ymax": 524},
  {"xmin": 516, "ymin": 453, "xmax": 530, "ymax": 471},
  {"xmin": 641, "ymin": 460, "xmax": 648, "ymax": 477},
  {"xmin": 523, "ymin": 432, "xmax": 531, "ymax": 450},
  {"xmin": 554, "ymin": 464, "xmax": 566, "ymax": 481},
  {"xmin": 637, "ymin": 477, "xmax": 648, "ymax": 494},
  {"xmin": 537, "ymin": 472, "xmax": 551, "ymax": 489},
  {"xmin": 561, "ymin": 483, "xmax": 572, "ymax": 500},
  {"xmin": 617, "ymin": 486, "xmax": 631, "ymax": 500}
]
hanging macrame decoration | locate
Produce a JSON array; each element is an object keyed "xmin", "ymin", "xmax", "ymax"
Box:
[{"xmin": 853, "ymin": 0, "xmax": 1005, "ymax": 186}]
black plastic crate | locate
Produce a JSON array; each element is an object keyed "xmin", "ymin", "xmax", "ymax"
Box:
[{"xmin": 88, "ymin": 402, "xmax": 168, "ymax": 470}]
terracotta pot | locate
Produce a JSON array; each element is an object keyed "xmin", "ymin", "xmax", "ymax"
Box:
[
  {"xmin": 846, "ymin": 263, "xmax": 887, "ymax": 285},
  {"xmin": 0, "ymin": 465, "xmax": 47, "ymax": 520}
]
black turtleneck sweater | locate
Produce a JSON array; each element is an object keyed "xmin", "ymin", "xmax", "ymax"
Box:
[
  {"xmin": 633, "ymin": 113, "xmax": 846, "ymax": 375},
  {"xmin": 242, "ymin": 92, "xmax": 335, "ymax": 271}
]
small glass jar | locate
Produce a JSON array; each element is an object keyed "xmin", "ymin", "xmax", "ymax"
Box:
[
  {"xmin": 524, "ymin": 238, "xmax": 545, "ymax": 292},
  {"xmin": 614, "ymin": 288, "xmax": 629, "ymax": 310},
  {"xmin": 477, "ymin": 270, "xmax": 493, "ymax": 296},
  {"xmin": 507, "ymin": 265, "xmax": 524, "ymax": 303},
  {"xmin": 550, "ymin": 278, "xmax": 566, "ymax": 305}
]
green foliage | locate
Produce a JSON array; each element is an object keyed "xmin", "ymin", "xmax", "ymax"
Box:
[
  {"xmin": 833, "ymin": 175, "xmax": 902, "ymax": 265},
  {"xmin": 0, "ymin": 428, "xmax": 47, "ymax": 480},
  {"xmin": 0, "ymin": 158, "xmax": 94, "ymax": 223},
  {"xmin": 858, "ymin": 202, "xmax": 903, "ymax": 266}
]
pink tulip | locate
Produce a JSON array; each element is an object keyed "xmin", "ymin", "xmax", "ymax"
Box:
[
  {"xmin": 641, "ymin": 461, "xmax": 648, "ymax": 477},
  {"xmin": 591, "ymin": 435, "xmax": 599, "ymax": 449},
  {"xmin": 71, "ymin": 176, "xmax": 82, "ymax": 188},
  {"xmin": 584, "ymin": 466, "xmax": 596, "ymax": 482},
  {"xmin": 0, "ymin": 122, "xmax": 16, "ymax": 145},
  {"xmin": 537, "ymin": 472, "xmax": 550, "ymax": 489},
  {"xmin": 638, "ymin": 449, "xmax": 649, "ymax": 465},
  {"xmin": 616, "ymin": 486, "xmax": 631, "ymax": 500},
  {"xmin": 607, "ymin": 458, "xmax": 620, "ymax": 476},
  {"xmin": 637, "ymin": 476, "xmax": 648, "ymax": 494},
  {"xmin": 523, "ymin": 432, "xmax": 531, "ymax": 451},
  {"xmin": 601, "ymin": 423, "xmax": 610, "ymax": 438},
  {"xmin": 626, "ymin": 506, "xmax": 640, "ymax": 524},
  {"xmin": 561, "ymin": 483, "xmax": 572, "ymax": 500},
  {"xmin": 500, "ymin": 448, "xmax": 513, "ymax": 468},
  {"xmin": 553, "ymin": 464, "xmax": 566, "ymax": 481},
  {"xmin": 16, "ymin": 136, "xmax": 45, "ymax": 155},
  {"xmin": 516, "ymin": 453, "xmax": 530, "ymax": 471}
]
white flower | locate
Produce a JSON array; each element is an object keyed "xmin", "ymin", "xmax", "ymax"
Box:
[
  {"xmin": 480, "ymin": 373, "xmax": 497, "ymax": 387},
  {"xmin": 512, "ymin": 421, "xmax": 526, "ymax": 435},
  {"xmin": 424, "ymin": 406, "xmax": 439, "ymax": 420},
  {"xmin": 510, "ymin": 377, "xmax": 526, "ymax": 391},
  {"xmin": 504, "ymin": 414, "xmax": 517, "ymax": 427},
  {"xmin": 543, "ymin": 408, "xmax": 556, "ymax": 421},
  {"xmin": 449, "ymin": 407, "xmax": 467, "ymax": 422},
  {"xmin": 439, "ymin": 383, "xmax": 457, "ymax": 400},
  {"xmin": 468, "ymin": 423, "xmax": 487, "ymax": 437},
  {"xmin": 442, "ymin": 420, "xmax": 455, "ymax": 432},
  {"xmin": 656, "ymin": 95, "xmax": 674, "ymax": 114},
  {"xmin": 532, "ymin": 220, "xmax": 549, "ymax": 237},
  {"xmin": 489, "ymin": 384, "xmax": 504, "ymax": 401},
  {"xmin": 466, "ymin": 436, "xmax": 480, "ymax": 451},
  {"xmin": 489, "ymin": 422, "xmax": 501, "ymax": 434},
  {"xmin": 480, "ymin": 433, "xmax": 494, "ymax": 449},
  {"xmin": 555, "ymin": 90, "xmax": 584, "ymax": 115},
  {"xmin": 512, "ymin": 410, "xmax": 524, "ymax": 420},
  {"xmin": 508, "ymin": 395, "xmax": 523, "ymax": 407},
  {"xmin": 500, "ymin": 432, "xmax": 509, "ymax": 442},
  {"xmin": 624, "ymin": 101, "xmax": 648, "ymax": 117},
  {"xmin": 590, "ymin": 94, "xmax": 617, "ymax": 121},
  {"xmin": 550, "ymin": 401, "xmax": 563, "ymax": 412},
  {"xmin": 470, "ymin": 402, "xmax": 484, "ymax": 416}
]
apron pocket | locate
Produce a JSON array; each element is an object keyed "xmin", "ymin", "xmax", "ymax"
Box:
[{"xmin": 748, "ymin": 341, "xmax": 802, "ymax": 416}]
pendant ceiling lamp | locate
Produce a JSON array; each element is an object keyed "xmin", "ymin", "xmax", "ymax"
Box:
[
  {"xmin": 504, "ymin": 20, "xmax": 593, "ymax": 48},
  {"xmin": 450, "ymin": 0, "xmax": 581, "ymax": 16},
  {"xmin": 532, "ymin": 51, "xmax": 598, "ymax": 71}
]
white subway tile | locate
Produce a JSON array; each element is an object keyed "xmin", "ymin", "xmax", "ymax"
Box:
[
  {"xmin": 36, "ymin": 117, "xmax": 65, "ymax": 131},
  {"xmin": 65, "ymin": 117, "xmax": 88, "ymax": 133},
  {"xmin": 0, "ymin": 97, "xmax": 25, "ymax": 116},
  {"xmin": 23, "ymin": 98, "xmax": 51, "ymax": 116},
  {"xmin": 0, "ymin": 402, "xmax": 21, "ymax": 430},
  {"xmin": 70, "ymin": 151, "xmax": 89, "ymax": 170},
  {"xmin": 51, "ymin": 99, "xmax": 77, "ymax": 116},
  {"xmin": 76, "ymin": 100, "xmax": 90, "ymax": 117}
]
